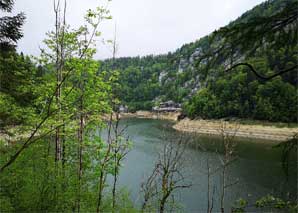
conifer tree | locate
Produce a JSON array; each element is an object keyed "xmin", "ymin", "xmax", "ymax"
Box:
[{"xmin": 0, "ymin": 0, "xmax": 25, "ymax": 50}]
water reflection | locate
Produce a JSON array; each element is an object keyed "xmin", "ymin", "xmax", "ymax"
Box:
[{"xmin": 103, "ymin": 118, "xmax": 297, "ymax": 212}]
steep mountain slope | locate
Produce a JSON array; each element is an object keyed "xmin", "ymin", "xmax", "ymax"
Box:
[{"xmin": 100, "ymin": 0, "xmax": 298, "ymax": 122}]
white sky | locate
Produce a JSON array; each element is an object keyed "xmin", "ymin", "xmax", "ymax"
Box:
[{"xmin": 13, "ymin": 0, "xmax": 266, "ymax": 59}]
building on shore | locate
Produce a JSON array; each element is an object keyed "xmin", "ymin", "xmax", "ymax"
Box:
[
  {"xmin": 119, "ymin": 105, "xmax": 129, "ymax": 113},
  {"xmin": 152, "ymin": 101, "xmax": 182, "ymax": 112}
]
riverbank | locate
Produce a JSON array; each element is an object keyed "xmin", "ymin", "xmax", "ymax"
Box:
[
  {"xmin": 173, "ymin": 118, "xmax": 298, "ymax": 142},
  {"xmin": 120, "ymin": 111, "xmax": 297, "ymax": 141},
  {"xmin": 120, "ymin": 111, "xmax": 180, "ymax": 121},
  {"xmin": 4, "ymin": 112, "xmax": 295, "ymax": 143}
]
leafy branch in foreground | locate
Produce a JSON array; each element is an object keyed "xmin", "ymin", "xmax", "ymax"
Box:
[{"xmin": 0, "ymin": 0, "xmax": 112, "ymax": 173}]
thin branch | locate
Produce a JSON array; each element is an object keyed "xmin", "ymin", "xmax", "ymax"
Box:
[{"xmin": 225, "ymin": 62, "xmax": 298, "ymax": 81}]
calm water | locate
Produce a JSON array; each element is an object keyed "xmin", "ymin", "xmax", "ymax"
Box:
[{"xmin": 105, "ymin": 118, "xmax": 297, "ymax": 212}]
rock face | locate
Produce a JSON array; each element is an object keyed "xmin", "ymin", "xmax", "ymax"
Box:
[
  {"xmin": 159, "ymin": 70, "xmax": 167, "ymax": 83},
  {"xmin": 178, "ymin": 59, "xmax": 188, "ymax": 73},
  {"xmin": 189, "ymin": 48, "xmax": 203, "ymax": 64}
]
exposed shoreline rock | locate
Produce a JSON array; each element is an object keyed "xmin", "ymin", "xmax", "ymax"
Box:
[
  {"xmin": 173, "ymin": 118, "xmax": 297, "ymax": 142},
  {"xmin": 120, "ymin": 111, "xmax": 180, "ymax": 121},
  {"xmin": 120, "ymin": 111, "xmax": 297, "ymax": 142}
]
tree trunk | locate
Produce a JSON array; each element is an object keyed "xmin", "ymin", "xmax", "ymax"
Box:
[
  {"xmin": 220, "ymin": 164, "xmax": 226, "ymax": 213},
  {"xmin": 96, "ymin": 171, "xmax": 105, "ymax": 213},
  {"xmin": 112, "ymin": 166, "xmax": 117, "ymax": 210},
  {"xmin": 112, "ymin": 113, "xmax": 119, "ymax": 210},
  {"xmin": 77, "ymin": 97, "xmax": 84, "ymax": 213},
  {"xmin": 207, "ymin": 159, "xmax": 211, "ymax": 213}
]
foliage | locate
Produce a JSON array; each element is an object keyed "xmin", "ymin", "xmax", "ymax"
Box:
[
  {"xmin": 0, "ymin": 0, "xmax": 25, "ymax": 49},
  {"xmin": 0, "ymin": 0, "xmax": 33, "ymax": 129},
  {"xmin": 0, "ymin": 137, "xmax": 136, "ymax": 212},
  {"xmin": 232, "ymin": 195, "xmax": 298, "ymax": 213},
  {"xmin": 183, "ymin": 88, "xmax": 219, "ymax": 119},
  {"xmin": 100, "ymin": 0, "xmax": 297, "ymax": 124},
  {"xmin": 0, "ymin": 0, "xmax": 297, "ymax": 212},
  {"xmin": 184, "ymin": 72, "xmax": 298, "ymax": 122},
  {"xmin": 0, "ymin": 1, "xmax": 136, "ymax": 212}
]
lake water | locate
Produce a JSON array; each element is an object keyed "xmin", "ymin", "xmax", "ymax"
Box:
[{"xmin": 105, "ymin": 118, "xmax": 297, "ymax": 212}]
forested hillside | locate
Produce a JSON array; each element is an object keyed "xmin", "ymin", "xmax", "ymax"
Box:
[{"xmin": 101, "ymin": 0, "xmax": 298, "ymax": 122}]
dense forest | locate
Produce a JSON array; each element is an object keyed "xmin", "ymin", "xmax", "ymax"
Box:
[
  {"xmin": 0, "ymin": 0, "xmax": 297, "ymax": 212},
  {"xmin": 101, "ymin": 0, "xmax": 298, "ymax": 123}
]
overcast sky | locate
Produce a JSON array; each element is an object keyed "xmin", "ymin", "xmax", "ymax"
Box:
[{"xmin": 13, "ymin": 0, "xmax": 265, "ymax": 59}]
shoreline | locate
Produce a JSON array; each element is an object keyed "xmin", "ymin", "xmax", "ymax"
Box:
[
  {"xmin": 174, "ymin": 118, "xmax": 297, "ymax": 142},
  {"xmin": 2, "ymin": 112, "xmax": 296, "ymax": 143},
  {"xmin": 120, "ymin": 111, "xmax": 298, "ymax": 142},
  {"xmin": 120, "ymin": 111, "xmax": 180, "ymax": 121}
]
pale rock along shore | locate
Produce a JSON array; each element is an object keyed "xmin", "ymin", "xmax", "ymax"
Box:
[
  {"xmin": 120, "ymin": 111, "xmax": 180, "ymax": 121},
  {"xmin": 173, "ymin": 118, "xmax": 297, "ymax": 142},
  {"xmin": 121, "ymin": 111, "xmax": 297, "ymax": 142}
]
